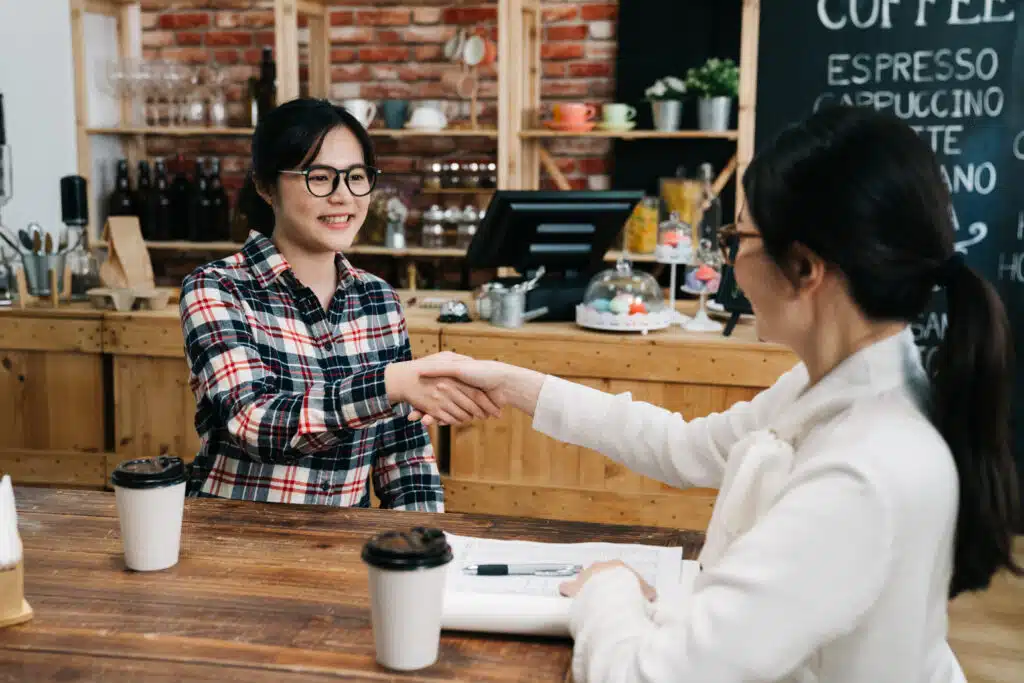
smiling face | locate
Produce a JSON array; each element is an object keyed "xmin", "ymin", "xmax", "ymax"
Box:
[{"xmin": 259, "ymin": 125, "xmax": 371, "ymax": 254}]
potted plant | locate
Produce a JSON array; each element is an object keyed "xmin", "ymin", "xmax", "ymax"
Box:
[
  {"xmin": 644, "ymin": 76, "xmax": 687, "ymax": 132},
  {"xmin": 685, "ymin": 58, "xmax": 740, "ymax": 132}
]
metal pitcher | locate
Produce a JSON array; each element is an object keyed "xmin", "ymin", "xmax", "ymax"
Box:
[{"xmin": 490, "ymin": 289, "xmax": 548, "ymax": 328}]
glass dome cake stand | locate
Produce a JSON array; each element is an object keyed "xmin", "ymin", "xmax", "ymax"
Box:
[{"xmin": 575, "ymin": 256, "xmax": 673, "ymax": 334}]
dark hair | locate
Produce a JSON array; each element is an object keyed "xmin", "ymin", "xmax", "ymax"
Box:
[
  {"xmin": 237, "ymin": 98, "xmax": 376, "ymax": 236},
  {"xmin": 742, "ymin": 105, "xmax": 1021, "ymax": 598}
]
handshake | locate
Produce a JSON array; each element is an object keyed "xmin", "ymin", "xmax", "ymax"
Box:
[{"xmin": 384, "ymin": 352, "xmax": 538, "ymax": 427}]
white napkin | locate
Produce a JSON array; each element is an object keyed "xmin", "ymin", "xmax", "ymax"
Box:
[{"xmin": 0, "ymin": 475, "xmax": 22, "ymax": 568}]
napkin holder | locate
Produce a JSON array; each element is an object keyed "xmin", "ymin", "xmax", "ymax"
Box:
[{"xmin": 0, "ymin": 558, "xmax": 32, "ymax": 628}]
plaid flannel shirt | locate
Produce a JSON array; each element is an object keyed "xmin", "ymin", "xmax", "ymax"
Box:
[{"xmin": 179, "ymin": 231, "xmax": 443, "ymax": 511}]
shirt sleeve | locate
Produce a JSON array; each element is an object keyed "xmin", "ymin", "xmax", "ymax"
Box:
[
  {"xmin": 531, "ymin": 368, "xmax": 806, "ymax": 489},
  {"xmin": 566, "ymin": 457, "xmax": 895, "ymax": 683},
  {"xmin": 180, "ymin": 269, "xmax": 395, "ymax": 464},
  {"xmin": 372, "ymin": 312, "xmax": 445, "ymax": 512}
]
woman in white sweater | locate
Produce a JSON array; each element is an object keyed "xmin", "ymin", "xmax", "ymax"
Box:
[{"xmin": 413, "ymin": 106, "xmax": 1022, "ymax": 682}]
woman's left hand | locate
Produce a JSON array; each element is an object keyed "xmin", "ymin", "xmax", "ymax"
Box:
[{"xmin": 559, "ymin": 560, "xmax": 657, "ymax": 601}]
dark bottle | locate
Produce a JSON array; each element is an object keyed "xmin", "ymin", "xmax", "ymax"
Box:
[
  {"xmin": 151, "ymin": 158, "xmax": 173, "ymax": 241},
  {"xmin": 169, "ymin": 154, "xmax": 192, "ymax": 240},
  {"xmin": 108, "ymin": 159, "xmax": 136, "ymax": 217},
  {"xmin": 135, "ymin": 160, "xmax": 154, "ymax": 239},
  {"xmin": 254, "ymin": 46, "xmax": 276, "ymax": 124},
  {"xmin": 188, "ymin": 158, "xmax": 212, "ymax": 242},
  {"xmin": 207, "ymin": 157, "xmax": 230, "ymax": 241}
]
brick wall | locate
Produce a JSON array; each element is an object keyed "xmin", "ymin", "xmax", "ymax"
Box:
[{"xmin": 139, "ymin": 1, "xmax": 619, "ymax": 197}]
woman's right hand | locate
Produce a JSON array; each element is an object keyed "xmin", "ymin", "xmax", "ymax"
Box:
[
  {"xmin": 406, "ymin": 354, "xmax": 546, "ymax": 425},
  {"xmin": 385, "ymin": 354, "xmax": 502, "ymax": 426}
]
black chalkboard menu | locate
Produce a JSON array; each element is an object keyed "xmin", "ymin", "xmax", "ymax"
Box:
[{"xmin": 755, "ymin": 1, "xmax": 1024, "ymax": 484}]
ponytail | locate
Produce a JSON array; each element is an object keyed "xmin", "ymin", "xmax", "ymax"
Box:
[
  {"xmin": 237, "ymin": 170, "xmax": 275, "ymax": 238},
  {"xmin": 932, "ymin": 260, "xmax": 1023, "ymax": 598}
]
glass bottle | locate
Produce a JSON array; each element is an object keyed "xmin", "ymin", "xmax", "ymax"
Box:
[
  {"xmin": 108, "ymin": 159, "xmax": 136, "ymax": 218},
  {"xmin": 697, "ymin": 162, "xmax": 722, "ymax": 246},
  {"xmin": 151, "ymin": 158, "xmax": 173, "ymax": 241},
  {"xmin": 135, "ymin": 160, "xmax": 154, "ymax": 239},
  {"xmin": 207, "ymin": 157, "xmax": 230, "ymax": 241},
  {"xmin": 188, "ymin": 158, "xmax": 212, "ymax": 242},
  {"xmin": 169, "ymin": 154, "xmax": 193, "ymax": 240}
]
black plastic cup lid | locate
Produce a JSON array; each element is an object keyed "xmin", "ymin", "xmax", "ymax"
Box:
[
  {"xmin": 110, "ymin": 456, "xmax": 188, "ymax": 489},
  {"xmin": 361, "ymin": 527, "xmax": 453, "ymax": 570}
]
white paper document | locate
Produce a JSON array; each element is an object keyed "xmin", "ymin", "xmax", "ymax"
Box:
[{"xmin": 440, "ymin": 533, "xmax": 695, "ymax": 637}]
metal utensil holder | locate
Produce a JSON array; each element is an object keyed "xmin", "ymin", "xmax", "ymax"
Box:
[{"xmin": 21, "ymin": 251, "xmax": 68, "ymax": 297}]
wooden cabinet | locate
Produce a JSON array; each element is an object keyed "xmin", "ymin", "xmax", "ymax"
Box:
[
  {"xmin": 440, "ymin": 321, "xmax": 795, "ymax": 529},
  {"xmin": 0, "ymin": 299, "xmax": 796, "ymax": 530},
  {"xmin": 0, "ymin": 310, "xmax": 111, "ymax": 487}
]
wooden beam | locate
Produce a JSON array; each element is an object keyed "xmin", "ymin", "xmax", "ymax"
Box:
[
  {"xmin": 274, "ymin": 0, "xmax": 301, "ymax": 103},
  {"xmin": 306, "ymin": 13, "xmax": 330, "ymax": 99},
  {"xmin": 69, "ymin": 0, "xmax": 95, "ymax": 240},
  {"xmin": 83, "ymin": 0, "xmax": 118, "ymax": 17},
  {"xmin": 712, "ymin": 153, "xmax": 738, "ymax": 197},
  {"xmin": 296, "ymin": 0, "xmax": 324, "ymax": 17},
  {"xmin": 736, "ymin": 0, "xmax": 761, "ymax": 218},
  {"xmin": 538, "ymin": 147, "xmax": 572, "ymax": 191},
  {"xmin": 0, "ymin": 448, "xmax": 111, "ymax": 489}
]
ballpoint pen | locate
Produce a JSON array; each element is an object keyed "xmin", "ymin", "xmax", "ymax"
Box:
[{"xmin": 462, "ymin": 563, "xmax": 583, "ymax": 577}]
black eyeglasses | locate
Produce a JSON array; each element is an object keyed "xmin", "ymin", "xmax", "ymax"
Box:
[
  {"xmin": 280, "ymin": 164, "xmax": 381, "ymax": 198},
  {"xmin": 716, "ymin": 223, "xmax": 761, "ymax": 266}
]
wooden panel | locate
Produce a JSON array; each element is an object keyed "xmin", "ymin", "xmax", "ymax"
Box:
[
  {"xmin": 443, "ymin": 477, "xmax": 716, "ymax": 530},
  {"xmin": 442, "ymin": 328, "xmax": 793, "ymax": 388},
  {"xmin": 0, "ymin": 351, "xmax": 105, "ymax": 452},
  {"xmin": 408, "ymin": 331, "xmax": 439, "ymax": 359},
  {"xmin": 0, "ymin": 317, "xmax": 102, "ymax": 353},
  {"xmin": 450, "ymin": 377, "xmax": 760, "ymax": 489},
  {"xmin": 0, "ymin": 448, "xmax": 109, "ymax": 488},
  {"xmin": 104, "ymin": 316, "xmax": 185, "ymax": 359},
  {"xmin": 113, "ymin": 356, "xmax": 200, "ymax": 462}
]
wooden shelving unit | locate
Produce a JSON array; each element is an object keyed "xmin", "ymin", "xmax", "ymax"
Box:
[
  {"xmin": 86, "ymin": 126, "xmax": 255, "ymax": 137},
  {"xmin": 505, "ymin": 0, "xmax": 760, "ymax": 210},
  {"xmin": 70, "ymin": 0, "xmax": 762, "ymax": 286}
]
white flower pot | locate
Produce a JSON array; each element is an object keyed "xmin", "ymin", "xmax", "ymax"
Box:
[
  {"xmin": 651, "ymin": 100, "xmax": 682, "ymax": 132},
  {"xmin": 698, "ymin": 97, "xmax": 732, "ymax": 131}
]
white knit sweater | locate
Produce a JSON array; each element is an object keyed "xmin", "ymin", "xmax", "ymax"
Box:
[{"xmin": 532, "ymin": 327, "xmax": 966, "ymax": 683}]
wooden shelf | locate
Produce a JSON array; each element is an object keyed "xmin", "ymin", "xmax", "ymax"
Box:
[
  {"xmin": 520, "ymin": 129, "xmax": 739, "ymax": 140},
  {"xmin": 369, "ymin": 128, "xmax": 499, "ymax": 139},
  {"xmin": 86, "ymin": 126, "xmax": 255, "ymax": 137},
  {"xmin": 421, "ymin": 188, "xmax": 496, "ymax": 195},
  {"xmin": 98, "ymin": 240, "xmax": 647, "ymax": 263}
]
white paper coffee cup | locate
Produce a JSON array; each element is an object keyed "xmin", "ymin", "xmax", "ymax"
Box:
[
  {"xmin": 362, "ymin": 527, "xmax": 453, "ymax": 671},
  {"xmin": 111, "ymin": 456, "xmax": 188, "ymax": 572}
]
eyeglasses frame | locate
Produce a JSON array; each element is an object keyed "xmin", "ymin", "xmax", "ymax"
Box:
[
  {"xmin": 716, "ymin": 223, "xmax": 761, "ymax": 266},
  {"xmin": 279, "ymin": 163, "xmax": 382, "ymax": 198}
]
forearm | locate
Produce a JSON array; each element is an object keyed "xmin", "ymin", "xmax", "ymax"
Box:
[{"xmin": 496, "ymin": 363, "xmax": 547, "ymax": 417}]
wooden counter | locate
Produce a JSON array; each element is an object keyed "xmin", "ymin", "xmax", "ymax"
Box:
[
  {"xmin": 440, "ymin": 309, "xmax": 795, "ymax": 530},
  {"xmin": 0, "ymin": 295, "xmax": 796, "ymax": 529},
  {"xmin": 4, "ymin": 487, "xmax": 702, "ymax": 682}
]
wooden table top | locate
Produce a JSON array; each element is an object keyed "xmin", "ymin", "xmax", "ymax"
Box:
[{"xmin": 1, "ymin": 487, "xmax": 704, "ymax": 682}]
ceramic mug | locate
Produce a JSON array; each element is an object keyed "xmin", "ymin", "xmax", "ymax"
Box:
[
  {"xmin": 602, "ymin": 103, "xmax": 637, "ymax": 127},
  {"xmin": 408, "ymin": 106, "xmax": 447, "ymax": 131},
  {"xmin": 554, "ymin": 103, "xmax": 597, "ymax": 125},
  {"xmin": 441, "ymin": 68, "xmax": 478, "ymax": 99},
  {"xmin": 381, "ymin": 100, "xmax": 409, "ymax": 130},
  {"xmin": 343, "ymin": 99, "xmax": 377, "ymax": 128}
]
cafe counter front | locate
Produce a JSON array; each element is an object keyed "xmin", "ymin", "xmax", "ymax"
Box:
[{"xmin": 0, "ymin": 293, "xmax": 796, "ymax": 530}]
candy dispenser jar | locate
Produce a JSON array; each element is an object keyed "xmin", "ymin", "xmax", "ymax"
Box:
[{"xmin": 575, "ymin": 256, "xmax": 672, "ymax": 333}]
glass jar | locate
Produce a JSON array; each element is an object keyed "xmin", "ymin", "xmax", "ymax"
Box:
[
  {"xmin": 463, "ymin": 162, "xmax": 481, "ymax": 188},
  {"xmin": 456, "ymin": 204, "xmax": 479, "ymax": 249},
  {"xmin": 624, "ymin": 196, "xmax": 659, "ymax": 254},
  {"xmin": 483, "ymin": 162, "xmax": 498, "ymax": 189},
  {"xmin": 440, "ymin": 162, "xmax": 453, "ymax": 188},
  {"xmin": 421, "ymin": 204, "xmax": 446, "ymax": 248},
  {"xmin": 654, "ymin": 211, "xmax": 693, "ymax": 264},
  {"xmin": 423, "ymin": 162, "xmax": 443, "ymax": 190},
  {"xmin": 581, "ymin": 256, "xmax": 664, "ymax": 316},
  {"xmin": 446, "ymin": 162, "xmax": 462, "ymax": 189}
]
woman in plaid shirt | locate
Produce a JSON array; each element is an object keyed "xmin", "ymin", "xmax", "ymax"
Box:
[{"xmin": 179, "ymin": 99, "xmax": 498, "ymax": 510}]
